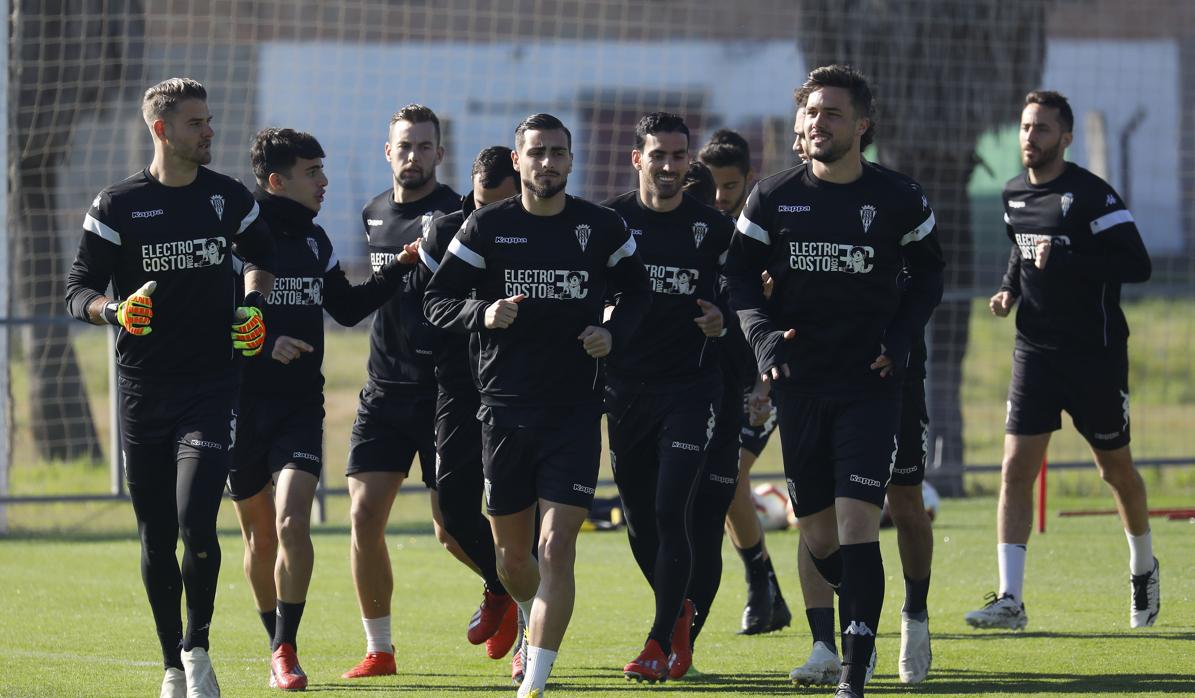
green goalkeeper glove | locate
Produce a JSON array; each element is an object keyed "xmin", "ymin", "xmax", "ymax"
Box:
[
  {"xmin": 231, "ymin": 290, "xmax": 266, "ymax": 357},
  {"xmin": 103, "ymin": 280, "xmax": 156, "ymax": 335}
]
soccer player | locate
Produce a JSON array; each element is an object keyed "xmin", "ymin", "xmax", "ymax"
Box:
[
  {"xmin": 64, "ymin": 77, "xmax": 276, "ymax": 698},
  {"xmin": 965, "ymin": 90, "xmax": 1157, "ymax": 631},
  {"xmin": 601, "ymin": 113, "xmax": 733, "ymax": 683},
  {"xmin": 341, "ymin": 104, "xmax": 463, "ymax": 678},
  {"xmin": 698, "ymin": 130, "xmax": 793, "ymax": 635},
  {"xmin": 424, "ymin": 113, "xmax": 651, "ymax": 698},
  {"xmin": 725, "ymin": 65, "xmax": 944, "ymax": 698},
  {"xmin": 410, "ymin": 146, "xmax": 523, "ymax": 669},
  {"xmin": 228, "ymin": 128, "xmax": 414, "ymax": 690}
]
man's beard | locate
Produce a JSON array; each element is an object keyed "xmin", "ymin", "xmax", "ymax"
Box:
[
  {"xmin": 397, "ymin": 168, "xmax": 433, "ymax": 190},
  {"xmin": 808, "ymin": 134, "xmax": 853, "ymax": 165},
  {"xmin": 172, "ymin": 141, "xmax": 211, "ymax": 166},
  {"xmin": 1022, "ymin": 140, "xmax": 1062, "ymax": 169},
  {"xmin": 649, "ymin": 174, "xmax": 683, "ymax": 200},
  {"xmin": 524, "ymin": 175, "xmax": 567, "ymax": 199}
]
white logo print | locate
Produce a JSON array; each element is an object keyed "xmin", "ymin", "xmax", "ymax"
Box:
[
  {"xmin": 306, "ymin": 237, "xmax": 320, "ymax": 259},
  {"xmin": 210, "ymin": 194, "xmax": 225, "ymax": 221},
  {"xmin": 692, "ymin": 221, "xmax": 708, "ymax": 248},
  {"xmin": 1106, "ymin": 194, "xmax": 1117, "ymax": 207},
  {"xmin": 786, "ymin": 478, "xmax": 799, "ymax": 510},
  {"xmin": 888, "ymin": 434, "xmax": 899, "ymax": 475},
  {"xmin": 1121, "ymin": 389, "xmax": 1130, "ymax": 431},
  {"xmin": 844, "ymin": 621, "xmax": 875, "ymax": 636},
  {"xmin": 228, "ymin": 409, "xmax": 238, "ymax": 449},
  {"xmin": 705, "ymin": 403, "xmax": 716, "ymax": 447},
  {"xmin": 859, "ymin": 204, "xmax": 877, "ymax": 233},
  {"xmin": 1060, "ymin": 192, "xmax": 1074, "ymax": 217},
  {"xmin": 574, "ymin": 224, "xmax": 591, "ymax": 252},
  {"xmin": 421, "ymin": 212, "xmax": 435, "ymax": 237},
  {"xmin": 1008, "ymin": 200, "xmax": 1026, "ymax": 208}
]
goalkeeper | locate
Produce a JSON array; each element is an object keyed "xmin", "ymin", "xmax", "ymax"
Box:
[{"xmin": 64, "ymin": 78, "xmax": 275, "ymax": 698}]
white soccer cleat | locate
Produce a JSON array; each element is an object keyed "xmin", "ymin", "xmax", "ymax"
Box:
[
  {"xmin": 964, "ymin": 592, "xmax": 1027, "ymax": 630},
  {"xmin": 789, "ymin": 641, "xmax": 841, "ymax": 686},
  {"xmin": 180, "ymin": 647, "xmax": 220, "ymax": 698},
  {"xmin": 898, "ymin": 612, "xmax": 932, "ymax": 683},
  {"xmin": 1130, "ymin": 557, "xmax": 1160, "ymax": 628},
  {"xmin": 160, "ymin": 667, "xmax": 186, "ymax": 698}
]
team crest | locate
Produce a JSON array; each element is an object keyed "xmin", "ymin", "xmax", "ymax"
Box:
[
  {"xmin": 421, "ymin": 212, "xmax": 435, "ymax": 237},
  {"xmin": 306, "ymin": 237, "xmax": 320, "ymax": 260},
  {"xmin": 210, "ymin": 194, "xmax": 225, "ymax": 221},
  {"xmin": 859, "ymin": 204, "xmax": 877, "ymax": 233},
  {"xmin": 574, "ymin": 224, "xmax": 591, "ymax": 252},
  {"xmin": 1060, "ymin": 192, "xmax": 1074, "ymax": 217},
  {"xmin": 692, "ymin": 221, "xmax": 708, "ymax": 248}
]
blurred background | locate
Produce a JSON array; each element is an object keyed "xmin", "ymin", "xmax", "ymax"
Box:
[{"xmin": 4, "ymin": 0, "xmax": 1194, "ymax": 532}]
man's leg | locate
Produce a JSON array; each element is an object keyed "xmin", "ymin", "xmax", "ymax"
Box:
[
  {"xmin": 887, "ymin": 483, "xmax": 933, "ymax": 684},
  {"xmin": 274, "ymin": 468, "xmax": 318, "ymax": 644},
  {"xmin": 429, "ymin": 490, "xmax": 482, "ymax": 575},
  {"xmin": 725, "ymin": 447, "xmax": 788, "ymax": 633},
  {"xmin": 1091, "ymin": 444, "xmax": 1159, "ymax": 627},
  {"xmin": 834, "ymin": 497, "xmax": 884, "ymax": 694},
  {"xmin": 791, "ymin": 535, "xmax": 839, "ymax": 686},
  {"xmin": 232, "ymin": 488, "xmax": 278, "ymax": 645},
  {"xmin": 343, "ymin": 470, "xmax": 404, "ymax": 676}
]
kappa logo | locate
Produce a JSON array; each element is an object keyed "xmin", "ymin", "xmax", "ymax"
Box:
[
  {"xmin": 1060, "ymin": 192, "xmax": 1074, "ymax": 217},
  {"xmin": 210, "ymin": 194, "xmax": 225, "ymax": 221},
  {"xmin": 849, "ymin": 473, "xmax": 882, "ymax": 488},
  {"xmin": 495, "ymin": 236, "xmax": 528, "ymax": 244},
  {"xmin": 921, "ymin": 194, "xmax": 930, "ymax": 210},
  {"xmin": 132, "ymin": 209, "xmax": 165, "ymax": 219},
  {"xmin": 572, "ymin": 483, "xmax": 596, "ymax": 495},
  {"xmin": 629, "ymin": 228, "xmax": 643, "ymax": 236},
  {"xmin": 844, "ymin": 621, "xmax": 875, "ymax": 637},
  {"xmin": 693, "ymin": 221, "xmax": 708, "ymax": 248},
  {"xmin": 574, "ymin": 223, "xmax": 591, "ymax": 252},
  {"xmin": 1106, "ymin": 194, "xmax": 1117, "ymax": 207},
  {"xmin": 306, "ymin": 237, "xmax": 320, "ymax": 259},
  {"xmin": 709, "ymin": 473, "xmax": 736, "ymax": 485},
  {"xmin": 778, "ymin": 204, "xmax": 811, "ymax": 213},
  {"xmin": 92, "ymin": 195, "xmax": 102, "ymax": 209},
  {"xmin": 292, "ymin": 451, "xmax": 320, "ymax": 462},
  {"xmin": 1008, "ymin": 200, "xmax": 1026, "ymax": 208},
  {"xmin": 671, "ymin": 441, "xmax": 701, "ymax": 452},
  {"xmin": 366, "ymin": 219, "xmax": 384, "ymax": 227},
  {"xmin": 860, "ymin": 204, "xmax": 877, "ymax": 233}
]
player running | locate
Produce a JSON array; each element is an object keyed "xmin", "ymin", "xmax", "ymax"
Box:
[
  {"xmin": 228, "ymin": 128, "xmax": 414, "ymax": 690},
  {"xmin": 424, "ymin": 113, "xmax": 651, "ymax": 698},
  {"xmin": 64, "ymin": 78, "xmax": 276, "ymax": 698},
  {"xmin": 601, "ymin": 113, "xmax": 733, "ymax": 683},
  {"xmin": 725, "ymin": 65, "xmax": 944, "ymax": 698},
  {"xmin": 965, "ymin": 90, "xmax": 1158, "ymax": 632},
  {"xmin": 341, "ymin": 104, "xmax": 464, "ymax": 679}
]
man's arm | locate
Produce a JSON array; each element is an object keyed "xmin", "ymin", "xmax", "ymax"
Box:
[
  {"xmin": 423, "ymin": 222, "xmax": 492, "ymax": 333},
  {"xmin": 322, "ymin": 257, "xmax": 406, "ymax": 327},
  {"xmin": 724, "ymin": 185, "xmax": 791, "ymax": 380},
  {"xmin": 65, "ymin": 230, "xmax": 120, "ymax": 325},
  {"xmin": 882, "ymin": 208, "xmax": 945, "ymax": 374},
  {"xmin": 1044, "ymin": 204, "xmax": 1151, "ymax": 283},
  {"xmin": 599, "ymin": 234, "xmax": 652, "ymax": 356}
]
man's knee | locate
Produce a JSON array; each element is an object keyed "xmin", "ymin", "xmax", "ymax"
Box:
[
  {"xmin": 539, "ymin": 528, "xmax": 578, "ymax": 572},
  {"xmin": 276, "ymin": 512, "xmax": 309, "ymax": 552},
  {"xmin": 886, "ymin": 485, "xmax": 928, "ymax": 527}
]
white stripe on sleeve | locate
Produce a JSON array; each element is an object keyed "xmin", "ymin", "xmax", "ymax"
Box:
[
  {"xmin": 717, "ymin": 249, "xmax": 728, "ymax": 266},
  {"xmin": 418, "ymin": 245, "xmax": 439, "ymax": 273},
  {"xmin": 735, "ymin": 214, "xmax": 770, "ymax": 246},
  {"xmin": 237, "ymin": 201, "xmax": 261, "ymax": 234},
  {"xmin": 607, "ymin": 235, "xmax": 637, "ymax": 267},
  {"xmin": 900, "ymin": 211, "xmax": 936, "ymax": 246},
  {"xmin": 325, "ymin": 252, "xmax": 339, "ymax": 274},
  {"xmin": 1003, "ymin": 212, "xmax": 1011, "ymax": 225},
  {"xmin": 447, "ymin": 237, "xmax": 486, "ymax": 269},
  {"xmin": 1090, "ymin": 209, "xmax": 1134, "ymax": 235},
  {"xmin": 83, "ymin": 213, "xmax": 121, "ymax": 246}
]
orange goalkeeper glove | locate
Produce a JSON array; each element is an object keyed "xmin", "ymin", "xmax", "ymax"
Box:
[
  {"xmin": 231, "ymin": 290, "xmax": 266, "ymax": 357},
  {"xmin": 103, "ymin": 280, "xmax": 156, "ymax": 336}
]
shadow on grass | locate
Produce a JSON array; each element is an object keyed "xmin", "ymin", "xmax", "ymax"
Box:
[
  {"xmin": 933, "ymin": 631, "xmax": 1195, "ymax": 642},
  {"xmin": 862, "ymin": 668, "xmax": 1195, "ymax": 694}
]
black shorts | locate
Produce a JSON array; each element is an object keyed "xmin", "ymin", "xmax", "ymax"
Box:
[
  {"xmin": 1006, "ymin": 345, "xmax": 1131, "ymax": 450},
  {"xmin": 118, "ymin": 372, "xmax": 238, "ymax": 487},
  {"xmin": 739, "ymin": 387, "xmax": 778, "ymax": 458},
  {"xmin": 345, "ymin": 381, "xmax": 437, "ymax": 487},
  {"xmin": 605, "ymin": 377, "xmax": 721, "ymax": 490},
  {"xmin": 481, "ymin": 409, "xmax": 602, "ymax": 516},
  {"xmin": 435, "ymin": 388, "xmax": 482, "ymax": 489},
  {"xmin": 890, "ymin": 378, "xmax": 929, "ymax": 487},
  {"xmin": 773, "ymin": 389, "xmax": 901, "ymax": 517},
  {"xmin": 228, "ymin": 391, "xmax": 324, "ymax": 500}
]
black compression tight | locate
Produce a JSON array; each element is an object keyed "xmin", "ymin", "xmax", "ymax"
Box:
[{"xmin": 436, "ymin": 466, "xmax": 505, "ymax": 594}]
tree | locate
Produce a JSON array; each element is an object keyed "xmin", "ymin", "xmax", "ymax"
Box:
[
  {"xmin": 11, "ymin": 0, "xmax": 144, "ymax": 461},
  {"xmin": 796, "ymin": 0, "xmax": 1048, "ymax": 493}
]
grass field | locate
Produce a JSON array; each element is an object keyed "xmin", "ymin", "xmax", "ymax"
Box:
[{"xmin": 1, "ymin": 494, "xmax": 1193, "ymax": 697}]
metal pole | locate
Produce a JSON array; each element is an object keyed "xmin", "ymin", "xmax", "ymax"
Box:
[{"xmin": 0, "ymin": 0, "xmax": 11, "ymax": 534}]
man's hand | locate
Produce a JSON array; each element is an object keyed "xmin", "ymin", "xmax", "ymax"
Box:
[
  {"xmin": 761, "ymin": 328, "xmax": 797, "ymax": 384},
  {"xmin": 870, "ymin": 352, "xmax": 894, "ymax": 378},
  {"xmin": 232, "ymin": 291, "xmax": 266, "ymax": 357},
  {"xmin": 747, "ymin": 377, "xmax": 773, "ymax": 427},
  {"xmin": 108, "ymin": 280, "xmax": 156, "ymax": 335},
  {"xmin": 693, "ymin": 299, "xmax": 724, "ymax": 337},
  {"xmin": 1034, "ymin": 236, "xmax": 1051, "ymax": 270},
  {"xmin": 761, "ymin": 270, "xmax": 774, "ymax": 300},
  {"xmin": 578, "ymin": 326, "xmax": 613, "ymax": 358},
  {"xmin": 484, "ymin": 293, "xmax": 525, "ymax": 329},
  {"xmin": 396, "ymin": 239, "xmax": 421, "ymax": 265},
  {"xmin": 989, "ymin": 290, "xmax": 1015, "ymax": 317},
  {"xmin": 271, "ymin": 336, "xmax": 314, "ymax": 365}
]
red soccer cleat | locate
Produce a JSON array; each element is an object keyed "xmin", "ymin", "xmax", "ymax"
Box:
[
  {"xmin": 668, "ymin": 599, "xmax": 695, "ymax": 680},
  {"xmin": 340, "ymin": 647, "xmax": 396, "ymax": 679},
  {"xmin": 467, "ymin": 590, "xmax": 514, "ymax": 645},
  {"xmin": 485, "ymin": 600, "xmax": 519, "ymax": 659},
  {"xmin": 269, "ymin": 643, "xmax": 308, "ymax": 691},
  {"xmin": 623, "ymin": 639, "xmax": 669, "ymax": 683},
  {"xmin": 511, "ymin": 639, "xmax": 526, "ymax": 684}
]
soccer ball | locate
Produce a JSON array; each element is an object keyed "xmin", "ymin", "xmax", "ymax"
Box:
[
  {"xmin": 752, "ymin": 483, "xmax": 791, "ymax": 531},
  {"xmin": 879, "ymin": 480, "xmax": 941, "ymax": 528}
]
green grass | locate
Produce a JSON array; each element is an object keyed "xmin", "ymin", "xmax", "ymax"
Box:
[{"xmin": 0, "ymin": 494, "xmax": 1192, "ymax": 697}]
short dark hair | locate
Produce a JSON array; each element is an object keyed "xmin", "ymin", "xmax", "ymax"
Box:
[
  {"xmin": 682, "ymin": 160, "xmax": 715, "ymax": 206},
  {"xmin": 515, "ymin": 113, "xmax": 572, "ymax": 151},
  {"xmin": 634, "ymin": 112, "xmax": 690, "ymax": 151},
  {"xmin": 250, "ymin": 128, "xmax": 325, "ymax": 187},
  {"xmin": 390, "ymin": 103, "xmax": 442, "ymax": 144},
  {"xmin": 141, "ymin": 77, "xmax": 207, "ymax": 126},
  {"xmin": 471, "ymin": 146, "xmax": 519, "ymax": 190},
  {"xmin": 698, "ymin": 132, "xmax": 751, "ymax": 176},
  {"xmin": 801, "ymin": 64, "xmax": 876, "ymax": 149},
  {"xmin": 1024, "ymin": 90, "xmax": 1074, "ymax": 133}
]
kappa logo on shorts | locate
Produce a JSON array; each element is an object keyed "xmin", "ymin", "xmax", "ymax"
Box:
[
  {"xmin": 572, "ymin": 483, "xmax": 596, "ymax": 495},
  {"xmin": 849, "ymin": 474, "xmax": 882, "ymax": 488},
  {"xmin": 671, "ymin": 440, "xmax": 700, "ymax": 452},
  {"xmin": 188, "ymin": 439, "xmax": 224, "ymax": 451},
  {"xmin": 709, "ymin": 473, "xmax": 736, "ymax": 485},
  {"xmin": 292, "ymin": 451, "xmax": 320, "ymax": 462},
  {"xmin": 892, "ymin": 465, "xmax": 918, "ymax": 475}
]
